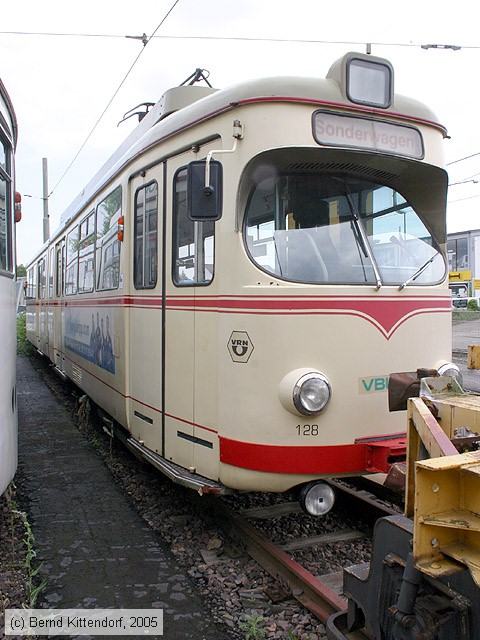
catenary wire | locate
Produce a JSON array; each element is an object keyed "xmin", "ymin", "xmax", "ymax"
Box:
[
  {"xmin": 46, "ymin": 0, "xmax": 182, "ymax": 198},
  {"xmin": 2, "ymin": 30, "xmax": 480, "ymax": 49},
  {"xmin": 6, "ymin": 27, "xmax": 480, "ymax": 197},
  {"xmin": 446, "ymin": 151, "xmax": 480, "ymax": 166}
]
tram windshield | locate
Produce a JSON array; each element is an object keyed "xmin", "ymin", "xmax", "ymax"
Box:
[{"xmin": 244, "ymin": 173, "xmax": 446, "ymax": 286}]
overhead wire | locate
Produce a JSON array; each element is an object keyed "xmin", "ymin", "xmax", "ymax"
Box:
[
  {"xmin": 448, "ymin": 193, "xmax": 480, "ymax": 203},
  {"xmin": 5, "ymin": 26, "xmax": 480, "ymax": 199},
  {"xmin": 453, "ymin": 171, "xmax": 480, "ymax": 182},
  {"xmin": 447, "ymin": 155, "xmax": 480, "ymax": 193},
  {"xmin": 2, "ymin": 30, "xmax": 480, "ymax": 49},
  {"xmin": 0, "ymin": 31, "xmax": 125, "ymax": 38},
  {"xmin": 46, "ymin": 0, "xmax": 182, "ymax": 198},
  {"xmin": 447, "ymin": 151, "xmax": 480, "ymax": 166}
]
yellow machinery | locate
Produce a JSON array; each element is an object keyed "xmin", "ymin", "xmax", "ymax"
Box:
[{"xmin": 327, "ymin": 377, "xmax": 480, "ymax": 640}]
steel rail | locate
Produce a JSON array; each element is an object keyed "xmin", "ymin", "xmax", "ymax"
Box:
[
  {"xmin": 326, "ymin": 478, "xmax": 401, "ymax": 521},
  {"xmin": 202, "ymin": 495, "xmax": 368, "ymax": 629}
]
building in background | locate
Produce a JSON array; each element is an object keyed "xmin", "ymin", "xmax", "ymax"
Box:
[{"xmin": 447, "ymin": 228, "xmax": 480, "ymax": 303}]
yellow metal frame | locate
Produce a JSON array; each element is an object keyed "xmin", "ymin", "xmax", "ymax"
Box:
[
  {"xmin": 406, "ymin": 380, "xmax": 480, "ymax": 587},
  {"xmin": 468, "ymin": 345, "xmax": 480, "ymax": 370}
]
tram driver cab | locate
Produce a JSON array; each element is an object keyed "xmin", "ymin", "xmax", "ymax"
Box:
[
  {"xmin": 293, "ymin": 197, "xmax": 330, "ymax": 229},
  {"xmin": 286, "ymin": 197, "xmax": 338, "ymax": 282}
]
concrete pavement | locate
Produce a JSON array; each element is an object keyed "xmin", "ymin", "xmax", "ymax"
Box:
[
  {"xmin": 452, "ymin": 317, "xmax": 480, "ymax": 392},
  {"xmin": 16, "ymin": 354, "xmax": 230, "ymax": 640}
]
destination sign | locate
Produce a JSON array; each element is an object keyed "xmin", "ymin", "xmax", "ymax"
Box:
[{"xmin": 312, "ymin": 111, "xmax": 424, "ymax": 159}]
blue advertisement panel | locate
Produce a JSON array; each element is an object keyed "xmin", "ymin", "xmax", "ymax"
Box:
[{"xmin": 65, "ymin": 308, "xmax": 115, "ymax": 374}]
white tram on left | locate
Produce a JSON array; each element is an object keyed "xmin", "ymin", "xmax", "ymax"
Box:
[
  {"xmin": 26, "ymin": 52, "xmax": 459, "ymax": 513},
  {"xmin": 0, "ymin": 77, "xmax": 19, "ymax": 496}
]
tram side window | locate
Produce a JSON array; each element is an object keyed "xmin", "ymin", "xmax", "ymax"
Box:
[
  {"xmin": 78, "ymin": 211, "xmax": 95, "ymax": 293},
  {"xmin": 26, "ymin": 267, "xmax": 36, "ymax": 299},
  {"xmin": 55, "ymin": 243, "xmax": 64, "ymax": 297},
  {"xmin": 65, "ymin": 226, "xmax": 79, "ymax": 295},
  {"xmin": 37, "ymin": 257, "xmax": 46, "ymax": 299},
  {"xmin": 96, "ymin": 187, "xmax": 121, "ymax": 291},
  {"xmin": 0, "ymin": 174, "xmax": 9, "ymax": 271},
  {"xmin": 173, "ymin": 168, "xmax": 214, "ymax": 286},
  {"xmin": 48, "ymin": 247, "xmax": 54, "ymax": 298},
  {"xmin": 134, "ymin": 182, "xmax": 158, "ymax": 289},
  {"xmin": 0, "ymin": 138, "xmax": 12, "ymax": 272}
]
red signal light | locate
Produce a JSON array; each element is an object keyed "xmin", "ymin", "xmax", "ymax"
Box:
[
  {"xmin": 14, "ymin": 191, "xmax": 21, "ymax": 222},
  {"xmin": 117, "ymin": 214, "xmax": 124, "ymax": 242}
]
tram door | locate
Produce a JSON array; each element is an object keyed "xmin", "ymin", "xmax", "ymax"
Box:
[
  {"xmin": 127, "ymin": 171, "xmax": 166, "ymax": 458},
  {"xmin": 164, "ymin": 161, "xmax": 218, "ymax": 477},
  {"xmin": 54, "ymin": 239, "xmax": 65, "ymax": 372},
  {"xmin": 46, "ymin": 246, "xmax": 55, "ymax": 361},
  {"xmin": 163, "ymin": 162, "xmax": 196, "ymax": 470}
]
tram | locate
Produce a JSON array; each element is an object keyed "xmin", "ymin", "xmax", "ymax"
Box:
[
  {"xmin": 26, "ymin": 52, "xmax": 459, "ymax": 513},
  {"xmin": 0, "ymin": 77, "xmax": 19, "ymax": 496}
]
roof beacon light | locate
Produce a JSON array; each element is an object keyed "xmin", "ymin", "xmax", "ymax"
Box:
[
  {"xmin": 347, "ymin": 56, "xmax": 393, "ymax": 108},
  {"xmin": 327, "ymin": 52, "xmax": 394, "ymax": 109}
]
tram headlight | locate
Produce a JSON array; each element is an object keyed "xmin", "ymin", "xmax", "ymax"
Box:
[
  {"xmin": 294, "ymin": 373, "xmax": 331, "ymax": 415},
  {"xmin": 279, "ymin": 369, "xmax": 332, "ymax": 416},
  {"xmin": 299, "ymin": 481, "xmax": 336, "ymax": 516}
]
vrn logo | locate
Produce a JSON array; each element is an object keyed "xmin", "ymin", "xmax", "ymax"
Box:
[
  {"xmin": 358, "ymin": 375, "xmax": 389, "ymax": 394},
  {"xmin": 227, "ymin": 331, "xmax": 255, "ymax": 363}
]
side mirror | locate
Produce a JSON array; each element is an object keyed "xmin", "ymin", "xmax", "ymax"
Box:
[{"xmin": 187, "ymin": 159, "xmax": 223, "ymax": 221}]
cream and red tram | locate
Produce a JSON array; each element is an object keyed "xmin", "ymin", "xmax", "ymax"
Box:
[
  {"xmin": 26, "ymin": 53, "xmax": 457, "ymax": 513},
  {"xmin": 0, "ymin": 77, "xmax": 19, "ymax": 496}
]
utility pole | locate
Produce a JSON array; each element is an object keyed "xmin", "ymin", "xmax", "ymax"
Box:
[{"xmin": 42, "ymin": 157, "xmax": 50, "ymax": 242}]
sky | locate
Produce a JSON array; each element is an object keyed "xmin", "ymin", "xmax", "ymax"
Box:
[{"xmin": 2, "ymin": 0, "xmax": 480, "ymax": 266}]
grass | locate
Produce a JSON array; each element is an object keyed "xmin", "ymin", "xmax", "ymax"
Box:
[
  {"xmin": 12, "ymin": 315, "xmax": 46, "ymax": 607},
  {"xmin": 452, "ymin": 310, "xmax": 480, "ymax": 325},
  {"xmin": 3, "ymin": 490, "xmax": 47, "ymax": 609},
  {"xmin": 16, "ymin": 314, "xmax": 33, "ymax": 354},
  {"xmin": 240, "ymin": 615, "xmax": 267, "ymax": 640},
  {"xmin": 10, "ymin": 505, "xmax": 47, "ymax": 607}
]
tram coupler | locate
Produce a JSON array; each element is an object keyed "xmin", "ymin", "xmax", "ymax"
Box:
[{"xmin": 388, "ymin": 368, "xmax": 438, "ymax": 412}]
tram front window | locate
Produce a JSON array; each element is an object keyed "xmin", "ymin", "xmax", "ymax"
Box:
[{"xmin": 244, "ymin": 173, "xmax": 446, "ymax": 286}]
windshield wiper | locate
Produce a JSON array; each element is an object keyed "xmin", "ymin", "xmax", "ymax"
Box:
[
  {"xmin": 398, "ymin": 252, "xmax": 440, "ymax": 291},
  {"xmin": 344, "ymin": 192, "xmax": 382, "ymax": 290},
  {"xmin": 350, "ymin": 212, "xmax": 369, "ymax": 258}
]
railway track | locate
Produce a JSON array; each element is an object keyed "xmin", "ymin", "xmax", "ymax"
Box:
[
  {"xmin": 21, "ymin": 355, "xmax": 405, "ymax": 638},
  {"xmin": 22, "ymin": 353, "xmax": 480, "ymax": 639},
  {"xmin": 199, "ymin": 479, "xmax": 401, "ymax": 634}
]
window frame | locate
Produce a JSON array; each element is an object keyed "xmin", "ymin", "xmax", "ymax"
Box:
[
  {"xmin": 134, "ymin": 181, "xmax": 158, "ymax": 290},
  {"xmin": 65, "ymin": 225, "xmax": 79, "ymax": 295},
  {"xmin": 78, "ymin": 210, "xmax": 95, "ymax": 294},
  {"xmin": 37, "ymin": 256, "xmax": 47, "ymax": 299},
  {"xmin": 243, "ymin": 169, "xmax": 446, "ymax": 287},
  {"xmin": 55, "ymin": 241, "xmax": 64, "ymax": 298},
  {"xmin": 172, "ymin": 166, "xmax": 215, "ymax": 288},
  {"xmin": 26, "ymin": 266, "xmax": 36, "ymax": 299},
  {"xmin": 96, "ymin": 186, "xmax": 122, "ymax": 292},
  {"xmin": 0, "ymin": 132, "xmax": 13, "ymax": 273},
  {"xmin": 48, "ymin": 247, "xmax": 54, "ymax": 298}
]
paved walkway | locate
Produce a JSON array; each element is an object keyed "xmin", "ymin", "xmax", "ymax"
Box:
[
  {"xmin": 452, "ymin": 318, "xmax": 480, "ymax": 392},
  {"xmin": 16, "ymin": 355, "xmax": 229, "ymax": 640}
]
